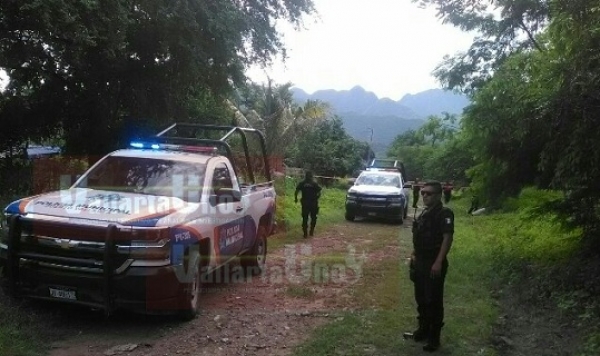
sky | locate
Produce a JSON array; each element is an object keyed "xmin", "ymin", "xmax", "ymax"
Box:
[{"xmin": 245, "ymin": 0, "xmax": 476, "ymax": 101}]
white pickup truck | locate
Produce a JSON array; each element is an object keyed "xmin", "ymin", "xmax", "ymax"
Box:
[
  {"xmin": 345, "ymin": 168, "xmax": 409, "ymax": 224},
  {"xmin": 0, "ymin": 124, "xmax": 276, "ymax": 319}
]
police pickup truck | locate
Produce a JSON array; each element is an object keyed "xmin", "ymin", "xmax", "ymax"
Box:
[
  {"xmin": 345, "ymin": 168, "xmax": 409, "ymax": 224},
  {"xmin": 0, "ymin": 124, "xmax": 276, "ymax": 319}
]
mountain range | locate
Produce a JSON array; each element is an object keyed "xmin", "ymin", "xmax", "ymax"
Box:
[{"xmin": 291, "ymin": 86, "xmax": 470, "ymax": 154}]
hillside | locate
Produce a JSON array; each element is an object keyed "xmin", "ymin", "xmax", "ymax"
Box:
[
  {"xmin": 292, "ymin": 86, "xmax": 469, "ymax": 154},
  {"xmin": 339, "ymin": 112, "xmax": 424, "ymax": 155},
  {"xmin": 292, "ymin": 86, "xmax": 419, "ymax": 119},
  {"xmin": 398, "ymin": 89, "xmax": 470, "ymax": 118}
]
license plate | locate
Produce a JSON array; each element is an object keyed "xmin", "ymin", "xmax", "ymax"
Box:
[
  {"xmin": 49, "ymin": 287, "xmax": 77, "ymax": 300},
  {"xmin": 368, "ymin": 212, "xmax": 377, "ymax": 216}
]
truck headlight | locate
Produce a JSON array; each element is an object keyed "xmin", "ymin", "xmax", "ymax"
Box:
[
  {"xmin": 117, "ymin": 228, "xmax": 171, "ymax": 260},
  {"xmin": 346, "ymin": 193, "xmax": 357, "ymax": 201},
  {"xmin": 388, "ymin": 196, "xmax": 403, "ymax": 206}
]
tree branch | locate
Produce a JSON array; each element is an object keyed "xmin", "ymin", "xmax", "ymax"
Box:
[{"xmin": 518, "ymin": 18, "xmax": 544, "ymax": 52}]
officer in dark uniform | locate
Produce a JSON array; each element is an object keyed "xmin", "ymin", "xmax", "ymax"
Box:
[
  {"xmin": 404, "ymin": 181, "xmax": 454, "ymax": 352},
  {"xmin": 412, "ymin": 178, "xmax": 421, "ymax": 209},
  {"xmin": 294, "ymin": 171, "xmax": 322, "ymax": 238}
]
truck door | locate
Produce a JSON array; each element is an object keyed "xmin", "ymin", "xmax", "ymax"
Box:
[{"xmin": 209, "ymin": 162, "xmax": 245, "ymax": 263}]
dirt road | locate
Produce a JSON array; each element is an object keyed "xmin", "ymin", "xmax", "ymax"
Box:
[{"xmin": 45, "ymin": 220, "xmax": 408, "ymax": 356}]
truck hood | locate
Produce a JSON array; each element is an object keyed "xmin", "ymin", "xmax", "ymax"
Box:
[
  {"xmin": 348, "ymin": 185, "xmax": 403, "ymax": 196},
  {"xmin": 6, "ymin": 188, "xmax": 192, "ymax": 226}
]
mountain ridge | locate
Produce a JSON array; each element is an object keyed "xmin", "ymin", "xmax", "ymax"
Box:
[{"xmin": 291, "ymin": 85, "xmax": 470, "ymax": 155}]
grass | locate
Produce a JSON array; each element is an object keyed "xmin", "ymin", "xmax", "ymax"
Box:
[
  {"xmin": 270, "ymin": 176, "xmax": 347, "ymax": 251},
  {"xmin": 285, "ymin": 285, "xmax": 316, "ymax": 298},
  {"xmin": 0, "ymin": 195, "xmax": 67, "ymax": 356},
  {"xmin": 1, "ymin": 181, "xmax": 598, "ymax": 356},
  {"xmin": 290, "ymin": 187, "xmax": 599, "ymax": 356},
  {"xmin": 293, "ymin": 195, "xmax": 499, "ymax": 356},
  {"xmin": 0, "ymin": 295, "xmax": 59, "ymax": 356}
]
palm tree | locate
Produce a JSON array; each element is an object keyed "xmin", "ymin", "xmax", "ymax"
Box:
[{"xmin": 229, "ymin": 80, "xmax": 331, "ymax": 157}]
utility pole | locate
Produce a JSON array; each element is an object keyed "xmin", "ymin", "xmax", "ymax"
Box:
[{"xmin": 366, "ymin": 127, "xmax": 374, "ymax": 163}]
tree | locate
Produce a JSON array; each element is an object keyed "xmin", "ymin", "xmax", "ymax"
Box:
[
  {"xmin": 387, "ymin": 114, "xmax": 463, "ymax": 181},
  {"xmin": 230, "ymin": 81, "xmax": 330, "ymax": 158},
  {"xmin": 0, "ymin": 0, "xmax": 316, "ymax": 154},
  {"xmin": 293, "ymin": 117, "xmax": 368, "ymax": 177},
  {"xmin": 414, "ymin": 0, "xmax": 550, "ymax": 94},
  {"xmin": 460, "ymin": 49, "xmax": 556, "ymax": 204}
]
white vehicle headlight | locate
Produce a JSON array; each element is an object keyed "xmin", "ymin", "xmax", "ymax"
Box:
[
  {"xmin": 117, "ymin": 229, "xmax": 171, "ymax": 260},
  {"xmin": 388, "ymin": 196, "xmax": 404, "ymax": 206},
  {"xmin": 117, "ymin": 238, "xmax": 171, "ymax": 261}
]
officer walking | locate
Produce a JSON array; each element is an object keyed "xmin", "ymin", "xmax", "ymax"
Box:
[
  {"xmin": 412, "ymin": 178, "xmax": 421, "ymax": 209},
  {"xmin": 294, "ymin": 171, "xmax": 322, "ymax": 238},
  {"xmin": 404, "ymin": 181, "xmax": 454, "ymax": 352}
]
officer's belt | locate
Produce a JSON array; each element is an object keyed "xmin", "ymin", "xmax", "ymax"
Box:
[{"xmin": 414, "ymin": 248, "xmax": 441, "ymax": 258}]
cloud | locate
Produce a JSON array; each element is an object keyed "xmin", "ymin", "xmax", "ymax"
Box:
[{"xmin": 246, "ymin": 0, "xmax": 475, "ymax": 100}]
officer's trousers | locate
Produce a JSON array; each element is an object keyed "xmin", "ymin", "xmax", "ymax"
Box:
[
  {"xmin": 412, "ymin": 192, "xmax": 420, "ymax": 208},
  {"xmin": 301, "ymin": 202, "xmax": 318, "ymax": 231},
  {"xmin": 413, "ymin": 254, "xmax": 449, "ymax": 328}
]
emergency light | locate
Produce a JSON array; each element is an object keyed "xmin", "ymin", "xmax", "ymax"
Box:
[
  {"xmin": 366, "ymin": 167, "xmax": 398, "ymax": 172},
  {"xmin": 129, "ymin": 141, "xmax": 217, "ymax": 154}
]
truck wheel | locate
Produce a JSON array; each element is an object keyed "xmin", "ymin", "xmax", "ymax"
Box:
[
  {"xmin": 179, "ymin": 249, "xmax": 201, "ymax": 321},
  {"xmin": 345, "ymin": 211, "xmax": 355, "ymax": 221},
  {"xmin": 241, "ymin": 226, "xmax": 267, "ymax": 275},
  {"xmin": 397, "ymin": 208, "xmax": 404, "ymax": 225}
]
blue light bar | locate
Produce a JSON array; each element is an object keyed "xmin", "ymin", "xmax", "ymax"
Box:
[{"xmin": 130, "ymin": 141, "xmax": 161, "ymax": 149}]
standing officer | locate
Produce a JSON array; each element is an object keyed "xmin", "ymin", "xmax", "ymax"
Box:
[
  {"xmin": 412, "ymin": 178, "xmax": 421, "ymax": 209},
  {"xmin": 404, "ymin": 181, "xmax": 454, "ymax": 352},
  {"xmin": 442, "ymin": 181, "xmax": 453, "ymax": 204},
  {"xmin": 294, "ymin": 171, "xmax": 322, "ymax": 238}
]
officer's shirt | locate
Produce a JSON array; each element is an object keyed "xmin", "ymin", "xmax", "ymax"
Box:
[
  {"xmin": 295, "ymin": 180, "xmax": 322, "ymax": 203},
  {"xmin": 413, "ymin": 202, "xmax": 454, "ymax": 253}
]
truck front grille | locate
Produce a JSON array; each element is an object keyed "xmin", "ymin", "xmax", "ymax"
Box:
[
  {"xmin": 356, "ymin": 195, "xmax": 389, "ymax": 207},
  {"xmin": 17, "ymin": 219, "xmax": 132, "ymax": 273}
]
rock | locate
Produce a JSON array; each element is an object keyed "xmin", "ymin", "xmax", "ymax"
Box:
[
  {"xmin": 104, "ymin": 344, "xmax": 139, "ymax": 356},
  {"xmin": 246, "ymin": 343, "xmax": 267, "ymax": 350},
  {"xmin": 497, "ymin": 336, "xmax": 514, "ymax": 348}
]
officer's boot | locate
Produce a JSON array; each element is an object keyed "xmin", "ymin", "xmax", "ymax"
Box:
[
  {"xmin": 412, "ymin": 318, "xmax": 429, "ymax": 342},
  {"xmin": 302, "ymin": 225, "xmax": 308, "ymax": 238},
  {"xmin": 423, "ymin": 323, "xmax": 443, "ymax": 352},
  {"xmin": 309, "ymin": 222, "xmax": 316, "ymax": 236},
  {"xmin": 402, "ymin": 318, "xmax": 428, "ymax": 342}
]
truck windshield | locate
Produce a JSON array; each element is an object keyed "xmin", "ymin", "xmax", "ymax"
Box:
[
  {"xmin": 356, "ymin": 174, "xmax": 400, "ymax": 187},
  {"xmin": 74, "ymin": 156, "xmax": 207, "ymax": 202}
]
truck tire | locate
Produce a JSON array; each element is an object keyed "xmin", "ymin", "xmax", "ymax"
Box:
[
  {"xmin": 179, "ymin": 248, "xmax": 202, "ymax": 321},
  {"xmin": 345, "ymin": 211, "xmax": 355, "ymax": 221},
  {"xmin": 397, "ymin": 207, "xmax": 404, "ymax": 225},
  {"xmin": 241, "ymin": 226, "xmax": 267, "ymax": 275}
]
